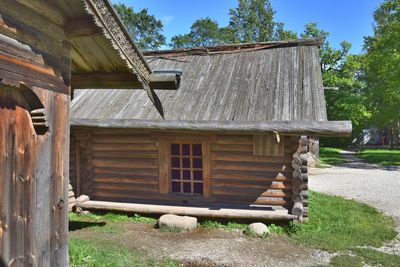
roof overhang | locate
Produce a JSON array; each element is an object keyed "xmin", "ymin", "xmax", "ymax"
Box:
[{"xmin": 70, "ymin": 119, "xmax": 352, "ymax": 137}]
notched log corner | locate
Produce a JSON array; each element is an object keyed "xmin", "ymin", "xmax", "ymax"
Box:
[{"xmin": 30, "ymin": 108, "xmax": 48, "ymax": 135}]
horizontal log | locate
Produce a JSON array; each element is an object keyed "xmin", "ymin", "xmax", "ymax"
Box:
[
  {"xmin": 217, "ymin": 135, "xmax": 253, "ymax": 145},
  {"xmin": 212, "ymin": 180, "xmax": 292, "ymax": 190},
  {"xmin": 212, "ymin": 160, "xmax": 293, "ymax": 172},
  {"xmin": 92, "ymin": 134, "xmax": 155, "ymax": 144},
  {"xmin": 94, "ymin": 177, "xmax": 158, "ymax": 185},
  {"xmin": 93, "ymin": 167, "xmax": 158, "ymax": 177},
  {"xmin": 93, "ymin": 183, "xmax": 158, "ymax": 192},
  {"xmin": 92, "ymin": 150, "xmax": 158, "ymax": 159},
  {"xmin": 211, "ymin": 151, "xmax": 291, "ymax": 163},
  {"xmin": 92, "ymin": 158, "xmax": 158, "ymax": 168},
  {"xmin": 211, "ymin": 144, "xmax": 253, "ymax": 152},
  {"xmin": 255, "ymin": 197, "xmax": 293, "ymax": 206},
  {"xmin": 211, "ymin": 170, "xmax": 291, "ymax": 182},
  {"xmin": 70, "ymin": 119, "xmax": 353, "ymax": 137},
  {"xmin": 91, "ymin": 143, "xmax": 157, "ymax": 151},
  {"xmin": 80, "ymin": 200, "xmax": 297, "ymax": 220},
  {"xmin": 71, "ymin": 72, "xmax": 180, "ymax": 90}
]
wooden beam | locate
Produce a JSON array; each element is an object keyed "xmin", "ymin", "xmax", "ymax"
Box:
[
  {"xmin": 79, "ymin": 200, "xmax": 298, "ymax": 220},
  {"xmin": 72, "ymin": 72, "xmax": 181, "ymax": 90},
  {"xmin": 71, "ymin": 72, "xmax": 143, "ymax": 89},
  {"xmin": 64, "ymin": 16, "xmax": 102, "ymax": 39},
  {"xmin": 16, "ymin": 0, "xmax": 66, "ymax": 26},
  {"xmin": 70, "ymin": 119, "xmax": 353, "ymax": 137}
]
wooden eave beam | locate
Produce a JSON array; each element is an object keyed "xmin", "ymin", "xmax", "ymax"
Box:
[
  {"xmin": 71, "ymin": 72, "xmax": 142, "ymax": 89},
  {"xmin": 72, "ymin": 72, "xmax": 181, "ymax": 90},
  {"xmin": 70, "ymin": 119, "xmax": 353, "ymax": 137}
]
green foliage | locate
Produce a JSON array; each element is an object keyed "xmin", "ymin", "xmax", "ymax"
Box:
[
  {"xmin": 318, "ymin": 147, "xmax": 346, "ymax": 166},
  {"xmin": 228, "ymin": 0, "xmax": 276, "ymax": 42},
  {"xmin": 358, "ymin": 148, "xmax": 400, "ymax": 166},
  {"xmin": 170, "ymin": 18, "xmax": 232, "ymax": 48},
  {"xmin": 301, "ymin": 23, "xmax": 371, "ymax": 139},
  {"xmin": 292, "ymin": 191, "xmax": 397, "ymax": 251},
  {"xmin": 69, "ymin": 237, "xmax": 177, "ymax": 267},
  {"xmin": 113, "ymin": 3, "xmax": 166, "ymax": 50},
  {"xmin": 170, "ymin": 0, "xmax": 296, "ymax": 48},
  {"xmin": 364, "ymin": 0, "xmax": 400, "ymax": 129}
]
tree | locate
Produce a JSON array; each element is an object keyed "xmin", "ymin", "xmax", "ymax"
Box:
[
  {"xmin": 274, "ymin": 22, "xmax": 298, "ymax": 40},
  {"xmin": 363, "ymin": 0, "xmax": 400, "ymax": 143},
  {"xmin": 301, "ymin": 23, "xmax": 371, "ymax": 144},
  {"xmin": 228, "ymin": 0, "xmax": 276, "ymax": 42},
  {"xmin": 114, "ymin": 3, "xmax": 166, "ymax": 50},
  {"xmin": 170, "ymin": 18, "xmax": 232, "ymax": 48}
]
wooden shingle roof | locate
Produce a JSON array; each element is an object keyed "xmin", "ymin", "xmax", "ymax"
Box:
[{"xmin": 72, "ymin": 38, "xmax": 327, "ymax": 122}]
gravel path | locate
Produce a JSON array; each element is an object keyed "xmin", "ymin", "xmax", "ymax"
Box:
[
  {"xmin": 310, "ymin": 151, "xmax": 400, "ymax": 222},
  {"xmin": 309, "ymin": 150, "xmax": 400, "ymax": 255}
]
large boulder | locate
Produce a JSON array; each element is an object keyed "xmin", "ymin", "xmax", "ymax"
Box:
[
  {"xmin": 247, "ymin": 222, "xmax": 269, "ymax": 237},
  {"xmin": 158, "ymin": 214, "xmax": 197, "ymax": 232}
]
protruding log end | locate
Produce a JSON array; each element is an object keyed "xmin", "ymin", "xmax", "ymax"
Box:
[{"xmin": 292, "ymin": 202, "xmax": 303, "ymax": 216}]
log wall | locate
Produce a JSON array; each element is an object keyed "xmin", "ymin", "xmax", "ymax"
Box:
[{"xmin": 72, "ymin": 129, "xmax": 305, "ymax": 216}]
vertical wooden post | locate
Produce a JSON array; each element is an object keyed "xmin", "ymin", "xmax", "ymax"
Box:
[{"xmin": 159, "ymin": 139, "xmax": 170, "ymax": 194}]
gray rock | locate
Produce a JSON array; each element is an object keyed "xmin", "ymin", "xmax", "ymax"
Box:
[
  {"xmin": 76, "ymin": 195, "xmax": 90, "ymax": 204},
  {"xmin": 247, "ymin": 222, "xmax": 269, "ymax": 237},
  {"xmin": 158, "ymin": 214, "xmax": 197, "ymax": 232}
]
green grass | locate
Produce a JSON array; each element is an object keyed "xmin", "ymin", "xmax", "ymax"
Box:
[
  {"xmin": 318, "ymin": 147, "xmax": 346, "ymax": 166},
  {"xmin": 69, "ymin": 212, "xmax": 157, "ymax": 224},
  {"xmin": 316, "ymin": 249, "xmax": 400, "ymax": 267},
  {"xmin": 358, "ymin": 148, "xmax": 400, "ymax": 166},
  {"xmin": 291, "ymin": 191, "xmax": 397, "ymax": 251},
  {"xmin": 69, "ymin": 237, "xmax": 176, "ymax": 267}
]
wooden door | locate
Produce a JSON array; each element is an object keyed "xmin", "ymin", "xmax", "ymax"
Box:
[{"xmin": 0, "ymin": 87, "xmax": 36, "ymax": 266}]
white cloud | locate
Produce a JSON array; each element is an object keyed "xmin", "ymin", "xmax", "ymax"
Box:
[{"xmin": 161, "ymin": 15, "xmax": 174, "ymax": 26}]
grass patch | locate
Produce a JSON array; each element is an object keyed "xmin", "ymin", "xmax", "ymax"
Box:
[
  {"xmin": 69, "ymin": 237, "xmax": 176, "ymax": 267},
  {"xmin": 291, "ymin": 191, "xmax": 397, "ymax": 251},
  {"xmin": 358, "ymin": 148, "xmax": 400, "ymax": 166},
  {"xmin": 352, "ymin": 248, "xmax": 400, "ymax": 267},
  {"xmin": 199, "ymin": 220, "xmax": 248, "ymax": 231},
  {"xmin": 318, "ymin": 147, "xmax": 346, "ymax": 166},
  {"xmin": 69, "ymin": 212, "xmax": 157, "ymax": 224}
]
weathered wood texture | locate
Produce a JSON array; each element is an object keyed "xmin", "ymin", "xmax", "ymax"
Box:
[
  {"xmin": 291, "ymin": 136, "xmax": 309, "ymax": 220},
  {"xmin": 0, "ymin": 2, "xmax": 70, "ymax": 266},
  {"xmin": 71, "ymin": 41, "xmax": 328, "ymax": 122},
  {"xmin": 71, "ymin": 129, "xmax": 300, "ymax": 215}
]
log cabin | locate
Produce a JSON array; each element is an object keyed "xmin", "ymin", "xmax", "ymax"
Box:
[
  {"xmin": 70, "ymin": 39, "xmax": 352, "ymax": 222},
  {"xmin": 0, "ymin": 0, "xmax": 177, "ymax": 266}
]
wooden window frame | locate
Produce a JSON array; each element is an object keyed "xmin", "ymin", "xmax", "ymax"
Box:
[{"xmin": 158, "ymin": 134, "xmax": 211, "ymax": 198}]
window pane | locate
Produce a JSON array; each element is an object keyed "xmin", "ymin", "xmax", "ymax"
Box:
[
  {"xmin": 193, "ymin": 158, "xmax": 203, "ymax": 168},
  {"xmin": 171, "ymin": 182, "xmax": 181, "ymax": 193},
  {"xmin": 171, "ymin": 144, "xmax": 180, "ymax": 155},
  {"xmin": 193, "ymin": 170, "xmax": 203, "ymax": 180},
  {"xmin": 193, "ymin": 183, "xmax": 203, "ymax": 194},
  {"xmin": 182, "ymin": 170, "xmax": 191, "ymax": 180},
  {"xmin": 171, "ymin": 157, "xmax": 180, "ymax": 168},
  {"xmin": 183, "ymin": 182, "xmax": 191, "ymax": 193},
  {"xmin": 182, "ymin": 144, "xmax": 190, "ymax": 155},
  {"xmin": 171, "ymin": 169, "xmax": 180, "ymax": 179},
  {"xmin": 192, "ymin": 144, "xmax": 202, "ymax": 156},
  {"xmin": 182, "ymin": 158, "xmax": 190, "ymax": 168}
]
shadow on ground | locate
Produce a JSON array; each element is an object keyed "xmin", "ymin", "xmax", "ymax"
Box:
[{"xmin": 336, "ymin": 151, "xmax": 400, "ymax": 171}]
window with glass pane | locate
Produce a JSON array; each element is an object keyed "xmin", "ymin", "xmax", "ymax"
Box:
[{"xmin": 170, "ymin": 143, "xmax": 203, "ymax": 194}]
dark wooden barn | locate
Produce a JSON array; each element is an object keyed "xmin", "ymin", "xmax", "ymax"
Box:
[
  {"xmin": 70, "ymin": 39, "xmax": 352, "ymax": 222},
  {"xmin": 0, "ymin": 0, "xmax": 175, "ymax": 265}
]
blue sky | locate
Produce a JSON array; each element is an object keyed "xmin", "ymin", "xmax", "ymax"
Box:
[{"xmin": 113, "ymin": 0, "xmax": 383, "ymax": 53}]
